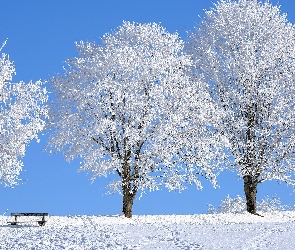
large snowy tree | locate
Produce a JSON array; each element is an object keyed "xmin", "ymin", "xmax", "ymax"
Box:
[
  {"xmin": 47, "ymin": 21, "xmax": 224, "ymax": 217},
  {"xmin": 187, "ymin": 0, "xmax": 295, "ymax": 215},
  {"xmin": 0, "ymin": 42, "xmax": 48, "ymax": 186}
]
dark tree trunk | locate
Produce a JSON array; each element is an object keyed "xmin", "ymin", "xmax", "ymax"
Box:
[
  {"xmin": 122, "ymin": 184, "xmax": 137, "ymax": 218},
  {"xmin": 120, "ymin": 154, "xmax": 139, "ymax": 218},
  {"xmin": 243, "ymin": 175, "xmax": 258, "ymax": 214}
]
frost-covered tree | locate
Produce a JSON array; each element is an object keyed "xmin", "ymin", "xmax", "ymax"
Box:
[
  {"xmin": 47, "ymin": 21, "xmax": 223, "ymax": 218},
  {"xmin": 0, "ymin": 42, "xmax": 48, "ymax": 186},
  {"xmin": 187, "ymin": 0, "xmax": 295, "ymax": 215}
]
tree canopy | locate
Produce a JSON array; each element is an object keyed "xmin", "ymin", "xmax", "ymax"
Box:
[{"xmin": 0, "ymin": 42, "xmax": 48, "ymax": 186}]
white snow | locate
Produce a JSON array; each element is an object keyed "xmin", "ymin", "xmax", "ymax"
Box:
[{"xmin": 1, "ymin": 212, "xmax": 295, "ymax": 249}]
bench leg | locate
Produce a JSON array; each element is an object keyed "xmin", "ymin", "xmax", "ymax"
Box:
[
  {"xmin": 10, "ymin": 215, "xmax": 18, "ymax": 225},
  {"xmin": 38, "ymin": 215, "xmax": 46, "ymax": 226}
]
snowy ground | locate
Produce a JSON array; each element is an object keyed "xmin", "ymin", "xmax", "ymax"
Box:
[{"xmin": 1, "ymin": 212, "xmax": 295, "ymax": 249}]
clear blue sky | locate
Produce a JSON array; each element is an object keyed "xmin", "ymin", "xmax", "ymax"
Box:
[{"xmin": 1, "ymin": 0, "xmax": 295, "ymax": 216}]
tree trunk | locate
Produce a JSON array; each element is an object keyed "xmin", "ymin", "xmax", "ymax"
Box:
[
  {"xmin": 243, "ymin": 175, "xmax": 257, "ymax": 214},
  {"xmin": 122, "ymin": 185, "xmax": 136, "ymax": 218},
  {"xmin": 121, "ymin": 158, "xmax": 138, "ymax": 218}
]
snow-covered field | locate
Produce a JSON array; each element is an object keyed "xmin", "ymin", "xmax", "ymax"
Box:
[{"xmin": 1, "ymin": 212, "xmax": 295, "ymax": 249}]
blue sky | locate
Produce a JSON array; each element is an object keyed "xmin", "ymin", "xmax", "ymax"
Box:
[{"xmin": 1, "ymin": 0, "xmax": 295, "ymax": 216}]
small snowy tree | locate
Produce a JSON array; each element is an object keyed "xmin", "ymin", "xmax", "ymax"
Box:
[
  {"xmin": 187, "ymin": 0, "xmax": 295, "ymax": 215},
  {"xmin": 47, "ymin": 22, "xmax": 224, "ymax": 217},
  {"xmin": 0, "ymin": 42, "xmax": 48, "ymax": 186}
]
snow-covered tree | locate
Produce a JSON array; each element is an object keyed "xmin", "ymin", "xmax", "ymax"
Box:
[
  {"xmin": 0, "ymin": 41, "xmax": 48, "ymax": 186},
  {"xmin": 187, "ymin": 0, "xmax": 295, "ymax": 215},
  {"xmin": 47, "ymin": 21, "xmax": 224, "ymax": 217}
]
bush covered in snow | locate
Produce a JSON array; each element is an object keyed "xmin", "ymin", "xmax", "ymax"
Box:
[
  {"xmin": 258, "ymin": 196, "xmax": 286, "ymax": 212},
  {"xmin": 209, "ymin": 195, "xmax": 287, "ymax": 214}
]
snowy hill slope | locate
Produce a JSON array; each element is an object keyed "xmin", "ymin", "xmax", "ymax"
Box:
[{"xmin": 1, "ymin": 212, "xmax": 295, "ymax": 249}]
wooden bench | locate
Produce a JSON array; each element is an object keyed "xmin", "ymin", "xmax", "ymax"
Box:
[{"xmin": 7, "ymin": 213, "xmax": 48, "ymax": 226}]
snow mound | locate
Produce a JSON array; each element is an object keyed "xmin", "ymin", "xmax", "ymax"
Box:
[{"xmin": 1, "ymin": 212, "xmax": 295, "ymax": 249}]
